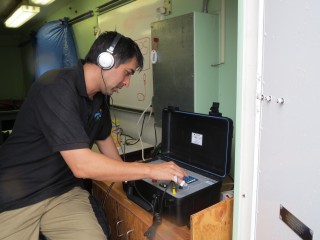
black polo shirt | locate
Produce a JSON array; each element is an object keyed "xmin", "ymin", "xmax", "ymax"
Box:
[{"xmin": 0, "ymin": 61, "xmax": 112, "ymax": 212}]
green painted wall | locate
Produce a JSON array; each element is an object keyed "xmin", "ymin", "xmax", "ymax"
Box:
[
  {"xmin": 42, "ymin": 0, "xmax": 237, "ymax": 118},
  {"xmin": 1, "ymin": 0, "xmax": 237, "ymax": 175}
]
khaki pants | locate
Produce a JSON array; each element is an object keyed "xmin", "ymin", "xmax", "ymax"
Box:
[{"xmin": 0, "ymin": 187, "xmax": 107, "ymax": 240}]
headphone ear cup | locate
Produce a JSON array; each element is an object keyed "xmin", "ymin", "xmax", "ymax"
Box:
[{"xmin": 97, "ymin": 52, "xmax": 115, "ymax": 70}]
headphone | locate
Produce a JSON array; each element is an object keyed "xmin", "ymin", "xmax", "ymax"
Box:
[{"xmin": 97, "ymin": 33, "xmax": 122, "ymax": 70}]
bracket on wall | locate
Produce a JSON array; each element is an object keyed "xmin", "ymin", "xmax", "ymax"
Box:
[
  {"xmin": 96, "ymin": 0, "xmax": 136, "ymax": 15},
  {"xmin": 164, "ymin": 0, "xmax": 172, "ymax": 15}
]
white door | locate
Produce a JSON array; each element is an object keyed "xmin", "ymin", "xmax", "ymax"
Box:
[{"xmin": 254, "ymin": 0, "xmax": 320, "ymax": 239}]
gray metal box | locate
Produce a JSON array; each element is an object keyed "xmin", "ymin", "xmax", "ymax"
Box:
[{"xmin": 151, "ymin": 12, "xmax": 219, "ymax": 126}]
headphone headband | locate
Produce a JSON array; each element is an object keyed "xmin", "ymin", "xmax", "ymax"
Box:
[{"xmin": 106, "ymin": 33, "xmax": 122, "ymax": 54}]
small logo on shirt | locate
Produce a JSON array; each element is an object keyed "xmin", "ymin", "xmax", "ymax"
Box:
[{"xmin": 94, "ymin": 109, "xmax": 102, "ymax": 121}]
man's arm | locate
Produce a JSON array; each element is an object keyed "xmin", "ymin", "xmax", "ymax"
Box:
[
  {"xmin": 60, "ymin": 146, "xmax": 187, "ymax": 184},
  {"xmin": 95, "ymin": 135, "xmax": 122, "ymax": 161}
]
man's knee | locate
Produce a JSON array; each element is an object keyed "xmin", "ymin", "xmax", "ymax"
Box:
[{"xmin": 40, "ymin": 187, "xmax": 108, "ymax": 240}]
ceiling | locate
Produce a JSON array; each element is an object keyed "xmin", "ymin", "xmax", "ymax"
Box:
[{"xmin": 0, "ymin": 0, "xmax": 73, "ymax": 35}]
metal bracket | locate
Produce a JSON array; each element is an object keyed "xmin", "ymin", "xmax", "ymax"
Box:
[{"xmin": 164, "ymin": 0, "xmax": 172, "ymax": 15}]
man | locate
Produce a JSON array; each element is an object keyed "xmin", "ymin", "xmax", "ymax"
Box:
[{"xmin": 0, "ymin": 31, "xmax": 187, "ymax": 240}]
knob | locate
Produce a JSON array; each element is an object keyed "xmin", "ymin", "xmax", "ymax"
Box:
[
  {"xmin": 265, "ymin": 95, "xmax": 272, "ymax": 102},
  {"xmin": 277, "ymin": 98, "xmax": 285, "ymax": 104}
]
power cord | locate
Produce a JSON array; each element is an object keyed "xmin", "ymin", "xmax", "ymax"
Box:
[
  {"xmin": 128, "ymin": 181, "xmax": 159, "ymax": 238},
  {"xmin": 144, "ymin": 182, "xmax": 169, "ymax": 240},
  {"xmin": 153, "ymin": 122, "xmax": 158, "ymax": 149},
  {"xmin": 144, "ymin": 212, "xmax": 162, "ymax": 240},
  {"xmin": 136, "ymin": 101, "xmax": 152, "ymax": 161},
  {"xmin": 102, "ymin": 182, "xmax": 115, "ymax": 208}
]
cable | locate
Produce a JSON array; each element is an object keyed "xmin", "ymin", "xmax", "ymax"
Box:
[
  {"xmin": 108, "ymin": 99, "xmax": 155, "ymax": 161},
  {"xmin": 153, "ymin": 123, "xmax": 158, "ymax": 149},
  {"xmin": 132, "ymin": 181, "xmax": 154, "ymax": 212},
  {"xmin": 159, "ymin": 182, "xmax": 170, "ymax": 213},
  {"xmin": 123, "ymin": 114, "xmax": 146, "ymax": 146},
  {"xmin": 102, "ymin": 182, "xmax": 115, "ymax": 208},
  {"xmin": 119, "ymin": 130, "xmax": 127, "ymax": 161},
  {"xmin": 151, "ymin": 143, "xmax": 162, "ymax": 158},
  {"xmin": 144, "ymin": 182, "xmax": 169, "ymax": 240},
  {"xmin": 108, "ymin": 97, "xmax": 128, "ymax": 159},
  {"xmin": 144, "ymin": 212, "xmax": 162, "ymax": 240},
  {"xmin": 101, "ymin": 69, "xmax": 108, "ymax": 93},
  {"xmin": 136, "ymin": 101, "xmax": 152, "ymax": 161}
]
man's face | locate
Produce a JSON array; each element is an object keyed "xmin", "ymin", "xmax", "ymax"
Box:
[{"xmin": 101, "ymin": 57, "xmax": 138, "ymax": 95}]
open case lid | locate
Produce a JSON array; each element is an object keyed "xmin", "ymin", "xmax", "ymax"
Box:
[{"xmin": 161, "ymin": 108, "xmax": 233, "ymax": 180}]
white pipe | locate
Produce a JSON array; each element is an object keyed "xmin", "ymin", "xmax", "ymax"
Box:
[
  {"xmin": 220, "ymin": 0, "xmax": 225, "ymax": 64},
  {"xmin": 202, "ymin": 0, "xmax": 209, "ymax": 13}
]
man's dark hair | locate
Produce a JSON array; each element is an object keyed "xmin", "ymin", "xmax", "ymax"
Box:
[{"xmin": 85, "ymin": 31, "xmax": 144, "ymax": 71}]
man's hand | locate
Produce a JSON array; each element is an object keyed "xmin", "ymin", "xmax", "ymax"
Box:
[{"xmin": 147, "ymin": 161, "xmax": 188, "ymax": 186}]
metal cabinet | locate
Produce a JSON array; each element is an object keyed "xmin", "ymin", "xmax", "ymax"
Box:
[{"xmin": 151, "ymin": 12, "xmax": 219, "ymax": 126}]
